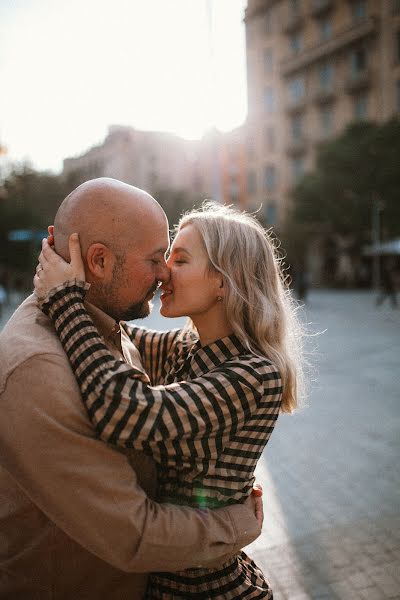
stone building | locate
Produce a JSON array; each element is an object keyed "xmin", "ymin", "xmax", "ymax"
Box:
[{"xmin": 244, "ymin": 0, "xmax": 400, "ymax": 230}]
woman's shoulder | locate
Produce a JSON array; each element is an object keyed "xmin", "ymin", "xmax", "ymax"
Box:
[{"xmin": 225, "ymin": 350, "xmax": 281, "ymax": 382}]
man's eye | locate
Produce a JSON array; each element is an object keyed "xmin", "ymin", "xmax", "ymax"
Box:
[{"xmin": 151, "ymin": 259, "xmax": 160, "ymax": 265}]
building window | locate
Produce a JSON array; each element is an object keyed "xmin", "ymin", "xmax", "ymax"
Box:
[
  {"xmin": 396, "ymin": 80, "xmax": 400, "ymax": 111},
  {"xmin": 247, "ymin": 138, "xmax": 255, "ymax": 160},
  {"xmin": 351, "ymin": 48, "xmax": 367, "ymax": 74},
  {"xmin": 247, "ymin": 171, "xmax": 257, "ymax": 195},
  {"xmin": 291, "ymin": 114, "xmax": 303, "ymax": 140},
  {"xmin": 320, "ymin": 106, "xmax": 333, "ymax": 135},
  {"xmin": 229, "ymin": 179, "xmax": 239, "ymax": 201},
  {"xmin": 319, "ymin": 63, "xmax": 334, "ymax": 89},
  {"xmin": 319, "ymin": 18, "xmax": 332, "ymax": 41},
  {"xmin": 291, "ymin": 157, "xmax": 305, "ymax": 182},
  {"xmin": 264, "ymin": 87, "xmax": 276, "ymax": 112},
  {"xmin": 354, "ymin": 94, "xmax": 368, "ymax": 119},
  {"xmin": 288, "ymin": 76, "xmax": 305, "ymax": 102},
  {"xmin": 265, "ymin": 202, "xmax": 277, "ymax": 226},
  {"xmin": 264, "ymin": 48, "xmax": 274, "ymax": 74},
  {"xmin": 396, "ymin": 31, "xmax": 400, "ymax": 63},
  {"xmin": 290, "ymin": 32, "xmax": 303, "ymax": 55},
  {"xmin": 290, "ymin": 0, "xmax": 301, "ymax": 14},
  {"xmin": 265, "ymin": 126, "xmax": 276, "ymax": 151},
  {"xmin": 246, "ymin": 19, "xmax": 258, "ymax": 47},
  {"xmin": 265, "ymin": 165, "xmax": 277, "ymax": 191},
  {"xmin": 264, "ymin": 9, "xmax": 273, "ymax": 34},
  {"xmin": 351, "ymin": 1, "xmax": 366, "ymax": 21},
  {"xmin": 228, "ymin": 163, "xmax": 239, "ymax": 177}
]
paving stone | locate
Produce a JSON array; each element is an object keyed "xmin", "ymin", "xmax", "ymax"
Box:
[
  {"xmin": 370, "ymin": 571, "xmax": 400, "ymax": 597},
  {"xmin": 358, "ymin": 585, "xmax": 387, "ymax": 599},
  {"xmin": 330, "ymin": 579, "xmax": 362, "ymax": 599},
  {"xmin": 348, "ymin": 572, "xmax": 374, "ymax": 589}
]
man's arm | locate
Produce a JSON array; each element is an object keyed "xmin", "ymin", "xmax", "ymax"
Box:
[{"xmin": 0, "ymin": 354, "xmax": 261, "ymax": 573}]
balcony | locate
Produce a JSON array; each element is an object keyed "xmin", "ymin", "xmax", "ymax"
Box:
[
  {"xmin": 283, "ymin": 12, "xmax": 304, "ymax": 34},
  {"xmin": 285, "ymin": 98, "xmax": 307, "ymax": 114},
  {"xmin": 244, "ymin": 0, "xmax": 276, "ymax": 21},
  {"xmin": 286, "ymin": 137, "xmax": 308, "ymax": 156},
  {"xmin": 345, "ymin": 68, "xmax": 372, "ymax": 94},
  {"xmin": 313, "ymin": 86, "xmax": 336, "ymax": 104},
  {"xmin": 313, "ymin": 130, "xmax": 335, "ymax": 146},
  {"xmin": 281, "ymin": 17, "xmax": 378, "ymax": 76},
  {"xmin": 310, "ymin": 0, "xmax": 334, "ymax": 18}
]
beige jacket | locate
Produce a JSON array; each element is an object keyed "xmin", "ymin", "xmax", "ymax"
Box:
[{"xmin": 0, "ymin": 295, "xmax": 260, "ymax": 600}]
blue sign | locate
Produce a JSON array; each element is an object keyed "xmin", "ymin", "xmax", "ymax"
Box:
[{"xmin": 8, "ymin": 229, "xmax": 48, "ymax": 242}]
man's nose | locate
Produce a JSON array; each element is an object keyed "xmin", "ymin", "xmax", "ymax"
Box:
[{"xmin": 157, "ymin": 262, "xmax": 171, "ymax": 283}]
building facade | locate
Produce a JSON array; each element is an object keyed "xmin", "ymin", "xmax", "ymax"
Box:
[
  {"xmin": 62, "ymin": 125, "xmax": 251, "ymax": 211},
  {"xmin": 244, "ymin": 0, "xmax": 400, "ymax": 229},
  {"xmin": 63, "ymin": 125, "xmax": 214, "ymax": 200}
]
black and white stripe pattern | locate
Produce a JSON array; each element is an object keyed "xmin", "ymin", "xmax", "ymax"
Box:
[{"xmin": 41, "ymin": 280, "xmax": 281, "ymax": 599}]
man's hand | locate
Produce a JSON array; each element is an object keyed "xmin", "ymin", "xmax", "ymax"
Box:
[
  {"xmin": 48, "ymin": 225, "xmax": 54, "ymax": 246},
  {"xmin": 33, "ymin": 234, "xmax": 86, "ymax": 299},
  {"xmin": 244, "ymin": 482, "xmax": 264, "ymax": 531}
]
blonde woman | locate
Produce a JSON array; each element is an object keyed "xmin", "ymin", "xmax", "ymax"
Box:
[{"xmin": 34, "ymin": 202, "xmax": 303, "ymax": 600}]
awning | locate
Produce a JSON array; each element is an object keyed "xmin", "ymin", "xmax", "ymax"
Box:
[{"xmin": 363, "ymin": 238, "xmax": 400, "ymax": 256}]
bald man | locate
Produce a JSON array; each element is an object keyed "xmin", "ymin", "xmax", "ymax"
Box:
[{"xmin": 0, "ymin": 179, "xmax": 261, "ymax": 599}]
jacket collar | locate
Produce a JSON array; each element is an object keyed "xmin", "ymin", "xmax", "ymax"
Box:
[{"xmin": 187, "ymin": 334, "xmax": 249, "ymax": 378}]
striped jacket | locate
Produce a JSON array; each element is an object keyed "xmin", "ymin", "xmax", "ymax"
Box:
[{"xmin": 42, "ymin": 281, "xmax": 282, "ymax": 598}]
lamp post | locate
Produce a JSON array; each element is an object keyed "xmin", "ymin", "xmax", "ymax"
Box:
[{"xmin": 371, "ymin": 196, "xmax": 383, "ymax": 290}]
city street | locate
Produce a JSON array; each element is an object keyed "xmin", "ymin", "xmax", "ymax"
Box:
[
  {"xmin": 1, "ymin": 289, "xmax": 399, "ymax": 599},
  {"xmin": 246, "ymin": 291, "xmax": 400, "ymax": 599}
]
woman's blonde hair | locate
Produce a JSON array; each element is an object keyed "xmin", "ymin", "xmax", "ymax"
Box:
[{"xmin": 177, "ymin": 201, "xmax": 304, "ymax": 413}]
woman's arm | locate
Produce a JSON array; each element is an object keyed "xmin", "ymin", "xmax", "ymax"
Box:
[
  {"xmin": 125, "ymin": 325, "xmax": 182, "ymax": 384},
  {"xmin": 39, "ymin": 282, "xmax": 281, "ymax": 455}
]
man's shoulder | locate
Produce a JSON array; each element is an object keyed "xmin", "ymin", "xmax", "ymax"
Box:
[{"xmin": 0, "ymin": 294, "xmax": 69, "ymax": 390}]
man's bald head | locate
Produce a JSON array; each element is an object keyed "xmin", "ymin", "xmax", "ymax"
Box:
[
  {"xmin": 54, "ymin": 177, "xmax": 166, "ymax": 261},
  {"xmin": 52, "ymin": 178, "xmax": 170, "ymax": 320}
]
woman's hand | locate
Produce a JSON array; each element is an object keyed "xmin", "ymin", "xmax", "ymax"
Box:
[
  {"xmin": 34, "ymin": 233, "xmax": 85, "ymax": 299},
  {"xmin": 243, "ymin": 482, "xmax": 264, "ymax": 531}
]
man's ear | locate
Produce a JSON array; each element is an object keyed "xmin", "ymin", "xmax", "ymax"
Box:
[{"xmin": 86, "ymin": 243, "xmax": 112, "ymax": 279}]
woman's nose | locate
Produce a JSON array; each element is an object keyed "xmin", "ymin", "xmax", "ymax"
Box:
[{"xmin": 157, "ymin": 262, "xmax": 171, "ymax": 283}]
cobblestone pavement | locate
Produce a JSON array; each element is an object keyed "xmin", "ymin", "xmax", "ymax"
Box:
[
  {"xmin": 2, "ymin": 290, "xmax": 399, "ymax": 598},
  {"xmin": 245, "ymin": 290, "xmax": 400, "ymax": 599}
]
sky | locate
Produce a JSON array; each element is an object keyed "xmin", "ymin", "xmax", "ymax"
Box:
[{"xmin": 0, "ymin": 0, "xmax": 248, "ymax": 173}]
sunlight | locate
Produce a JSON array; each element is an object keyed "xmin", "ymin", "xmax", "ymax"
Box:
[{"xmin": 0, "ymin": 0, "xmax": 247, "ymax": 172}]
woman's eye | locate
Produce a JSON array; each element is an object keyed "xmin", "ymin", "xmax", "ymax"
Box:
[{"xmin": 173, "ymin": 260, "xmax": 185, "ymax": 265}]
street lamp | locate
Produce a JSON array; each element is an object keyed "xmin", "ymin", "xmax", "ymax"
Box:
[{"xmin": 371, "ymin": 196, "xmax": 384, "ymax": 290}]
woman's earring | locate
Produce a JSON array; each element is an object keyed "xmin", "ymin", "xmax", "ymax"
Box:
[{"xmin": 217, "ymin": 296, "xmax": 223, "ymax": 302}]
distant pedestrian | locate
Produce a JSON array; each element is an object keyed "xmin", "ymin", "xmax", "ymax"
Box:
[
  {"xmin": 292, "ymin": 261, "xmax": 310, "ymax": 303},
  {"xmin": 0, "ymin": 284, "xmax": 7, "ymax": 319},
  {"xmin": 376, "ymin": 261, "xmax": 398, "ymax": 308}
]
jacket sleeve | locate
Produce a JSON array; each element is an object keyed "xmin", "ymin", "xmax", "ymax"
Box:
[
  {"xmin": 0, "ymin": 353, "xmax": 261, "ymax": 573},
  {"xmin": 123, "ymin": 324, "xmax": 182, "ymax": 384}
]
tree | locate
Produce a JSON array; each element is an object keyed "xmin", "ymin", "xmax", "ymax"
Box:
[
  {"xmin": 291, "ymin": 119, "xmax": 400, "ymax": 246},
  {"xmin": 0, "ymin": 165, "xmax": 65, "ymax": 276}
]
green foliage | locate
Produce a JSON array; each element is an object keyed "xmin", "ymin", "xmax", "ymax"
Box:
[
  {"xmin": 0, "ymin": 165, "xmax": 67, "ymax": 273},
  {"xmin": 291, "ymin": 119, "xmax": 400, "ymax": 243}
]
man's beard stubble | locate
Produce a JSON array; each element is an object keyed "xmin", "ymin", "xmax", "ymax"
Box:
[
  {"xmin": 122, "ymin": 296, "xmax": 153, "ymax": 321},
  {"xmin": 92, "ymin": 257, "xmax": 157, "ymax": 322}
]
